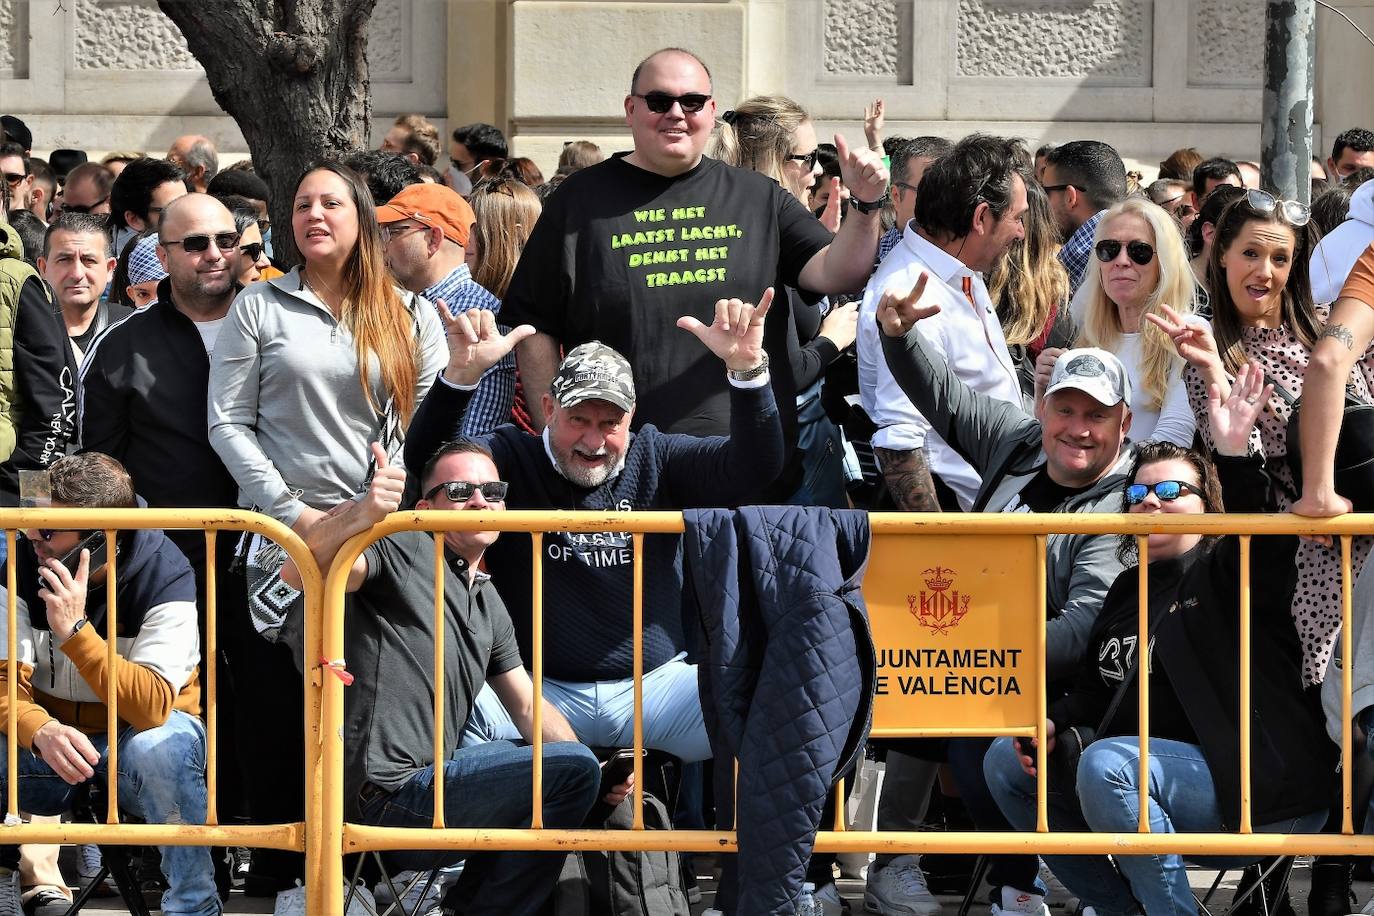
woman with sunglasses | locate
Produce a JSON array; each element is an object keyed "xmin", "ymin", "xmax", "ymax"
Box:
[
  {"xmin": 985, "ymin": 364, "xmax": 1331, "ymax": 916},
  {"xmin": 1055, "ymin": 197, "xmax": 1197, "ymax": 445},
  {"xmin": 1150, "ymin": 188, "xmax": 1374, "ymax": 693},
  {"xmin": 711, "ymin": 95, "xmax": 858, "ymax": 508},
  {"xmin": 218, "ymin": 193, "xmax": 277, "ymax": 286}
]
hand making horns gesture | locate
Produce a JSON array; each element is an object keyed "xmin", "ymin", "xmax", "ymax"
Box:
[{"xmin": 676, "ymin": 288, "xmax": 775, "ymax": 374}]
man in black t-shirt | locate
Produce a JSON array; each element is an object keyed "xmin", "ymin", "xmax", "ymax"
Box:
[{"xmin": 502, "ymin": 46, "xmax": 890, "ymax": 439}]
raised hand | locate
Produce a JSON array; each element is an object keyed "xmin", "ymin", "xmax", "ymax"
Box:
[
  {"xmin": 876, "ymin": 273, "xmax": 940, "ymax": 337},
  {"xmin": 835, "ymin": 132, "xmax": 889, "ymax": 206},
  {"xmin": 1208, "ymin": 363, "xmax": 1272, "ymax": 458},
  {"xmin": 38, "ymin": 546, "xmax": 89, "ymax": 640},
  {"xmin": 819, "ymin": 177, "xmax": 843, "ymax": 233},
  {"xmin": 1033, "ymin": 347, "xmax": 1066, "ymax": 406},
  {"xmin": 676, "ymin": 288, "xmax": 775, "ymax": 373},
  {"xmin": 1145, "ymin": 304, "xmax": 1220, "ymax": 370},
  {"xmin": 863, "ymin": 99, "xmax": 886, "ymax": 150},
  {"xmin": 437, "ymin": 302, "xmax": 536, "ymax": 387},
  {"xmin": 361, "ymin": 441, "xmax": 406, "ymax": 525}
]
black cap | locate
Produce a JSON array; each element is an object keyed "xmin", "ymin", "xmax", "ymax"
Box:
[
  {"xmin": 0, "ymin": 116, "xmax": 31, "ymax": 152},
  {"xmin": 48, "ymin": 149, "xmax": 88, "ymax": 181}
]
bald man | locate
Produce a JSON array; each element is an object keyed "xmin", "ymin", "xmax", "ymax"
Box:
[
  {"xmin": 501, "ymin": 46, "xmax": 890, "ymax": 459},
  {"xmin": 78, "ymin": 191, "xmax": 249, "ymax": 833},
  {"xmin": 167, "ymin": 135, "xmax": 218, "ymax": 193}
]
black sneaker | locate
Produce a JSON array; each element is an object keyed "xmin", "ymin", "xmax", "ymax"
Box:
[{"xmin": 20, "ymin": 888, "xmax": 69, "ymax": 916}]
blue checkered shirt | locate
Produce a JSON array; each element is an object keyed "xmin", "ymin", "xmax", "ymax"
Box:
[
  {"xmin": 878, "ymin": 226, "xmax": 902, "ymax": 264},
  {"xmin": 424, "ymin": 264, "xmax": 515, "ymax": 437},
  {"xmin": 1058, "ymin": 210, "xmax": 1105, "ymax": 296}
]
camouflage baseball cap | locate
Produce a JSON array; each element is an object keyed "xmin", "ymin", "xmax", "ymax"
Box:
[{"xmin": 551, "ymin": 342, "xmax": 636, "ymax": 411}]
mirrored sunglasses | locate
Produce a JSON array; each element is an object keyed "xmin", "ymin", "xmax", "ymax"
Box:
[
  {"xmin": 424, "ymin": 480, "xmax": 510, "ymax": 503},
  {"xmin": 1125, "ymin": 480, "xmax": 1204, "ymax": 506},
  {"xmin": 1246, "ymin": 189, "xmax": 1311, "ymax": 227}
]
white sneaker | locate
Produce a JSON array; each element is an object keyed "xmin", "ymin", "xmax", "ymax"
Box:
[
  {"xmin": 865, "ymin": 855, "xmax": 944, "ymax": 916},
  {"xmin": 815, "ymin": 881, "xmax": 849, "ymax": 916},
  {"xmin": 990, "ymin": 886, "xmax": 1051, "ymax": 916},
  {"xmin": 1360, "ymin": 894, "xmax": 1374, "ymax": 915},
  {"xmin": 373, "ymin": 868, "xmax": 448, "ymax": 914},
  {"xmin": 273, "ymin": 880, "xmax": 377, "ymax": 915}
]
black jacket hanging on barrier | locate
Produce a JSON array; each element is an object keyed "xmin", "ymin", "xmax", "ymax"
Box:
[{"xmin": 682, "ymin": 505, "xmax": 875, "ymax": 916}]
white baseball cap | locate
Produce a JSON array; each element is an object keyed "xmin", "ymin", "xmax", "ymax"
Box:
[{"xmin": 1044, "ymin": 347, "xmax": 1132, "ymax": 408}]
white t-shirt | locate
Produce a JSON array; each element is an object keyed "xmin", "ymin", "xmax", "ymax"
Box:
[{"xmin": 194, "ymin": 317, "xmax": 226, "ymax": 356}]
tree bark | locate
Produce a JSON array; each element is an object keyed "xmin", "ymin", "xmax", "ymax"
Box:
[{"xmin": 156, "ymin": 0, "xmax": 380, "ymax": 265}]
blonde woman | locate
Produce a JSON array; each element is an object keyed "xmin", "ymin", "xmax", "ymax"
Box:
[
  {"xmin": 1059, "ymin": 197, "xmax": 1198, "ymax": 445},
  {"xmin": 468, "ymin": 177, "xmax": 542, "ymax": 300}
]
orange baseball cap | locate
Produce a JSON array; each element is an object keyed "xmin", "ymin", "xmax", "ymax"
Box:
[{"xmin": 376, "ymin": 183, "xmax": 476, "ymax": 248}]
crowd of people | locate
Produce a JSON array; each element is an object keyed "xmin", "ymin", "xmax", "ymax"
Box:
[{"xmin": 1, "ymin": 41, "xmax": 1374, "ymax": 916}]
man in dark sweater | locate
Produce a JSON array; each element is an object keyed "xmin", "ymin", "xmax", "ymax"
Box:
[{"xmin": 403, "ymin": 291, "xmax": 784, "ymax": 763}]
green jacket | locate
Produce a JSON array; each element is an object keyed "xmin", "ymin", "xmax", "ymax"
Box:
[{"xmin": 0, "ymin": 221, "xmax": 30, "ymax": 463}]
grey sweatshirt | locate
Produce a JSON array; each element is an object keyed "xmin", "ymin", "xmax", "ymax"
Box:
[
  {"xmin": 880, "ymin": 322, "xmax": 1131, "ymax": 680},
  {"xmin": 208, "ymin": 269, "xmax": 446, "ymax": 525}
]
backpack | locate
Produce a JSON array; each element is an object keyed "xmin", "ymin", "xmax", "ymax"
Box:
[{"xmin": 549, "ymin": 788, "xmax": 690, "ymax": 916}]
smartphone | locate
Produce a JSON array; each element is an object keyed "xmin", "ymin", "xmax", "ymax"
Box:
[
  {"xmin": 39, "ymin": 531, "xmax": 108, "ymax": 592},
  {"xmin": 599, "ymin": 748, "xmax": 645, "ymax": 798}
]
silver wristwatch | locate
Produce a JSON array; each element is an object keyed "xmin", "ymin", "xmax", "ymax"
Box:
[{"xmin": 727, "ymin": 352, "xmax": 770, "ymax": 382}]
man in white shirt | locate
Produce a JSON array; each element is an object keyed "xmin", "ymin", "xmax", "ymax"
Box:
[{"xmin": 858, "ymin": 133, "xmax": 1029, "ymax": 512}]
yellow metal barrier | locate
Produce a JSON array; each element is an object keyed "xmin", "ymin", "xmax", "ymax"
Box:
[
  {"xmin": 313, "ymin": 509, "xmax": 1374, "ymax": 913},
  {"xmin": 0, "ymin": 509, "xmax": 316, "ymax": 857}
]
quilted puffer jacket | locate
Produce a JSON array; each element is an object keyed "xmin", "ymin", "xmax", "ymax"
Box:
[{"xmin": 683, "ymin": 506, "xmax": 875, "ymax": 916}]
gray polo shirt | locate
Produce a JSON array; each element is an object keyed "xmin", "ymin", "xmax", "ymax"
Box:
[{"xmin": 343, "ymin": 530, "xmax": 522, "ymax": 813}]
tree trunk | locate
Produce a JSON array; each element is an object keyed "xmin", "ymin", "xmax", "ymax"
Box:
[{"xmin": 156, "ymin": 0, "xmax": 380, "ymax": 266}]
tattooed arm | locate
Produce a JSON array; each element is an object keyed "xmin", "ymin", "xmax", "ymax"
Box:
[
  {"xmin": 875, "ymin": 446, "xmax": 942, "ymax": 512},
  {"xmin": 1293, "ymin": 296, "xmax": 1374, "ymax": 517}
]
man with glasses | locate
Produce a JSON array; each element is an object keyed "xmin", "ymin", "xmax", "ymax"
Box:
[
  {"xmin": 503, "ymin": 46, "xmax": 889, "ymax": 463},
  {"xmin": 377, "ymin": 183, "xmax": 513, "ymax": 436},
  {"xmin": 0, "ymin": 452, "xmax": 216, "ymax": 916},
  {"xmin": 58, "ymin": 163, "xmax": 114, "ymax": 218},
  {"xmin": 402, "ymin": 292, "xmax": 783, "ymax": 767},
  {"xmin": 37, "ymin": 212, "xmax": 129, "ymax": 362},
  {"xmin": 280, "ymin": 438, "xmax": 618, "ymax": 915},
  {"xmin": 1041, "ymin": 140, "xmax": 1128, "ymax": 295},
  {"xmin": 0, "ymin": 141, "xmax": 33, "ymax": 216},
  {"xmin": 879, "ymin": 136, "xmax": 952, "ymax": 264}
]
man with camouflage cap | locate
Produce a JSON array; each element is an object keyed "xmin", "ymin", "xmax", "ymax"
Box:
[{"xmin": 404, "ymin": 292, "xmax": 785, "ymax": 762}]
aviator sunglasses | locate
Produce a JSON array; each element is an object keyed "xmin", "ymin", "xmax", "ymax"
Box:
[
  {"xmin": 633, "ymin": 92, "xmax": 712, "ymax": 114},
  {"xmin": 1125, "ymin": 480, "xmax": 1204, "ymax": 506},
  {"xmin": 163, "ymin": 231, "xmax": 242, "ymax": 254},
  {"xmin": 1095, "ymin": 239, "xmax": 1156, "ymax": 266},
  {"xmin": 424, "ymin": 480, "xmax": 510, "ymax": 503},
  {"xmin": 1246, "ymin": 189, "xmax": 1311, "ymax": 227}
]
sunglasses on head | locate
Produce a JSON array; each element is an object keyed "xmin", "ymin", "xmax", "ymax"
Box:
[
  {"xmin": 163, "ymin": 231, "xmax": 241, "ymax": 254},
  {"xmin": 1246, "ymin": 188, "xmax": 1311, "ymax": 227},
  {"xmin": 633, "ymin": 92, "xmax": 712, "ymax": 114},
  {"xmin": 788, "ymin": 149, "xmax": 820, "ymax": 171},
  {"xmin": 1095, "ymin": 239, "xmax": 1156, "ymax": 266},
  {"xmin": 240, "ymin": 242, "xmax": 265, "ymax": 261},
  {"xmin": 61, "ymin": 195, "xmax": 108, "ymax": 214},
  {"xmin": 1125, "ymin": 480, "xmax": 1204, "ymax": 506},
  {"xmin": 424, "ymin": 480, "xmax": 510, "ymax": 504}
]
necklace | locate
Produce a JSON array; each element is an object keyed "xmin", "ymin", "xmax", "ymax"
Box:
[{"xmin": 302, "ymin": 268, "xmax": 345, "ymax": 315}]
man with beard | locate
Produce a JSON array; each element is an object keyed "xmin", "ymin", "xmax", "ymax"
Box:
[{"xmin": 403, "ymin": 295, "xmax": 784, "ymax": 763}]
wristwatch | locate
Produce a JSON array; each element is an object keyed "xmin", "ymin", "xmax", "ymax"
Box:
[
  {"xmin": 68, "ymin": 618, "xmax": 88, "ymax": 640},
  {"xmin": 849, "ymin": 195, "xmax": 885, "ymax": 215},
  {"xmin": 728, "ymin": 352, "xmax": 770, "ymax": 382}
]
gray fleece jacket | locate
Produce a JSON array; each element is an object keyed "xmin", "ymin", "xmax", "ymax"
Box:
[{"xmin": 880, "ymin": 323, "xmax": 1132, "ymax": 680}]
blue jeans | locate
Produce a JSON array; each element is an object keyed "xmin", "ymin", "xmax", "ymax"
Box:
[
  {"xmin": 947, "ymin": 737, "xmax": 1044, "ymax": 897},
  {"xmin": 358, "ymin": 739, "xmax": 600, "ymax": 916},
  {"xmin": 461, "ymin": 655, "xmax": 711, "ymax": 762},
  {"xmin": 1, "ymin": 710, "xmax": 216, "ymax": 916},
  {"xmin": 984, "ymin": 735, "xmax": 1328, "ymax": 916}
]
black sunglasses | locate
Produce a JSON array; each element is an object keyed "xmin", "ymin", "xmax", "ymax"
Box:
[
  {"xmin": 1125, "ymin": 480, "xmax": 1204, "ymax": 506},
  {"xmin": 1041, "ymin": 183, "xmax": 1086, "ymax": 195},
  {"xmin": 424, "ymin": 480, "xmax": 510, "ymax": 503},
  {"xmin": 29, "ymin": 528, "xmax": 75, "ymax": 542},
  {"xmin": 61, "ymin": 195, "xmax": 109, "ymax": 214},
  {"xmin": 788, "ymin": 149, "xmax": 820, "ymax": 171},
  {"xmin": 163, "ymin": 231, "xmax": 241, "ymax": 254},
  {"xmin": 1247, "ymin": 188, "xmax": 1311, "ymax": 227},
  {"xmin": 1095, "ymin": 239, "xmax": 1156, "ymax": 266},
  {"xmin": 240, "ymin": 242, "xmax": 265, "ymax": 261},
  {"xmin": 2, "ymin": 172, "xmax": 25, "ymax": 186},
  {"xmin": 633, "ymin": 92, "xmax": 712, "ymax": 114}
]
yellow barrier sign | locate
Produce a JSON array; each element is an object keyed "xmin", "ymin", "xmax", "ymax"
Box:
[{"xmin": 863, "ymin": 533, "xmax": 1041, "ymax": 733}]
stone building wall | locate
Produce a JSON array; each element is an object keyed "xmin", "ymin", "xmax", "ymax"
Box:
[{"xmin": 3, "ymin": 0, "xmax": 1373, "ymax": 178}]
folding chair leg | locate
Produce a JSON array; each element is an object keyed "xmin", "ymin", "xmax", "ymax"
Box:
[{"xmin": 958, "ymin": 855, "xmax": 993, "ymax": 916}]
